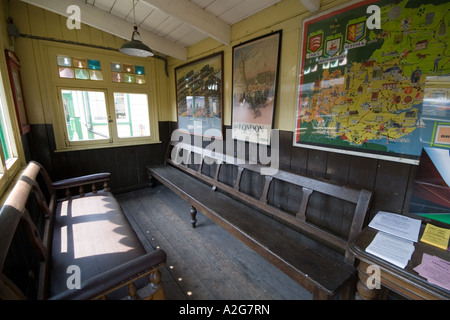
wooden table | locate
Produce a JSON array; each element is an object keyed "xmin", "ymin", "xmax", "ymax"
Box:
[{"xmin": 348, "ymin": 227, "xmax": 450, "ymax": 300}]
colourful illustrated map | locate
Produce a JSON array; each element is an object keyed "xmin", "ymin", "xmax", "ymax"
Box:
[{"xmin": 295, "ymin": 0, "xmax": 450, "ymax": 161}]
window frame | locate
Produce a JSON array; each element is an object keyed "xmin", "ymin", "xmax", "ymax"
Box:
[
  {"xmin": 44, "ymin": 43, "xmax": 160, "ymax": 152},
  {"xmin": 0, "ymin": 55, "xmax": 24, "ymax": 195}
]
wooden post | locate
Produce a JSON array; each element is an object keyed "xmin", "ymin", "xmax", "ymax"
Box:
[{"xmin": 190, "ymin": 206, "xmax": 197, "ymax": 228}]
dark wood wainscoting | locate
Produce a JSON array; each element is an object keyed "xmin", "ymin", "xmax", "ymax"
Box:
[
  {"xmin": 24, "ymin": 122, "xmax": 172, "ymax": 194},
  {"xmin": 23, "ymin": 122, "xmax": 417, "ymax": 220}
]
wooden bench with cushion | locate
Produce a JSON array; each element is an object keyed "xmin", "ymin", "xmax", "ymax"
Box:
[
  {"xmin": 0, "ymin": 161, "xmax": 166, "ymax": 300},
  {"xmin": 147, "ymin": 140, "xmax": 373, "ymax": 299}
]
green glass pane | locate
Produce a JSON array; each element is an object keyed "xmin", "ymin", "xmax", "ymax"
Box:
[
  {"xmin": 124, "ymin": 74, "xmax": 135, "ymax": 83},
  {"xmin": 75, "ymin": 68, "xmax": 89, "ymax": 80}
]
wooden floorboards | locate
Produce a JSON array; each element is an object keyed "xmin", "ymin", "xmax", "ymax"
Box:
[{"xmin": 116, "ymin": 185, "xmax": 312, "ymax": 300}]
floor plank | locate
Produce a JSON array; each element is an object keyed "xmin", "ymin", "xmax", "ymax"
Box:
[{"xmin": 116, "ymin": 185, "xmax": 312, "ymax": 300}]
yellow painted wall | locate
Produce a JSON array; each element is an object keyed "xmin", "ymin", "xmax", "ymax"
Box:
[
  {"xmin": 167, "ymin": 0, "xmax": 352, "ymax": 131},
  {"xmin": 8, "ymin": 0, "xmax": 171, "ymax": 125},
  {"xmin": 8, "ymin": 0, "xmax": 354, "ymax": 132}
]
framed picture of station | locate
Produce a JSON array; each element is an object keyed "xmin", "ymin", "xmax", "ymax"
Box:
[
  {"xmin": 232, "ymin": 30, "xmax": 282, "ymax": 145},
  {"xmin": 175, "ymin": 52, "xmax": 224, "ymax": 138},
  {"xmin": 294, "ymin": 0, "xmax": 450, "ymax": 164}
]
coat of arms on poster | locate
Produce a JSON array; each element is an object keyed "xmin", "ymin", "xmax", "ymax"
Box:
[
  {"xmin": 175, "ymin": 52, "xmax": 224, "ymax": 138},
  {"xmin": 294, "ymin": 0, "xmax": 450, "ymax": 164},
  {"xmin": 232, "ymin": 31, "xmax": 282, "ymax": 145}
]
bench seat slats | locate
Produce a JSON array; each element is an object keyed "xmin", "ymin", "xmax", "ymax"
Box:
[
  {"xmin": 167, "ymin": 157, "xmax": 350, "ymax": 253},
  {"xmin": 150, "ymin": 165, "xmax": 355, "ymax": 295},
  {"xmin": 152, "ymin": 140, "xmax": 373, "ymax": 299}
]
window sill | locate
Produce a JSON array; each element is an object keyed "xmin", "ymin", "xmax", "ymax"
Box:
[{"xmin": 54, "ymin": 140, "xmax": 162, "ymax": 153}]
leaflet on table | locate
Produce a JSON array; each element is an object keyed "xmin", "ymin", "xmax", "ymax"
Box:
[
  {"xmin": 413, "ymin": 253, "xmax": 450, "ymax": 291},
  {"xmin": 368, "ymin": 211, "xmax": 421, "ymax": 242},
  {"xmin": 366, "ymin": 231, "xmax": 415, "ymax": 268},
  {"xmin": 420, "ymin": 224, "xmax": 450, "ymax": 250}
]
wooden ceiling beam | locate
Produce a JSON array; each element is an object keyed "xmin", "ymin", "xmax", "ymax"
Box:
[
  {"xmin": 141, "ymin": 0, "xmax": 231, "ymax": 45},
  {"xmin": 20, "ymin": 0, "xmax": 188, "ymax": 60}
]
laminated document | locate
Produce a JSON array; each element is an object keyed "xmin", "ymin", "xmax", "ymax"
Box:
[
  {"xmin": 369, "ymin": 211, "xmax": 421, "ymax": 242},
  {"xmin": 366, "ymin": 211, "xmax": 421, "ymax": 268},
  {"xmin": 366, "ymin": 231, "xmax": 415, "ymax": 268}
]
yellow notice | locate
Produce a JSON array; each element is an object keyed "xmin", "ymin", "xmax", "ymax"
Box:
[{"xmin": 420, "ymin": 224, "xmax": 450, "ymax": 250}]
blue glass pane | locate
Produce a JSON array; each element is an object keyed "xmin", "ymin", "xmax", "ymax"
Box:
[
  {"xmin": 135, "ymin": 65, "xmax": 145, "ymax": 75},
  {"xmin": 88, "ymin": 59, "xmax": 101, "ymax": 70}
]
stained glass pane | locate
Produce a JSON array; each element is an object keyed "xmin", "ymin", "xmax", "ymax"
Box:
[
  {"xmin": 89, "ymin": 70, "xmax": 103, "ymax": 81},
  {"xmin": 112, "ymin": 72, "xmax": 123, "ymax": 83},
  {"xmin": 57, "ymin": 56, "xmax": 72, "ymax": 67},
  {"xmin": 59, "ymin": 67, "xmax": 74, "ymax": 78},
  {"xmin": 136, "ymin": 75, "xmax": 146, "ymax": 84},
  {"xmin": 135, "ymin": 65, "xmax": 145, "ymax": 75},
  {"xmin": 124, "ymin": 74, "xmax": 135, "ymax": 83},
  {"xmin": 75, "ymin": 68, "xmax": 89, "ymax": 80},
  {"xmin": 88, "ymin": 59, "xmax": 101, "ymax": 70},
  {"xmin": 73, "ymin": 58, "xmax": 88, "ymax": 68},
  {"xmin": 123, "ymin": 64, "xmax": 134, "ymax": 73},
  {"xmin": 110, "ymin": 63, "xmax": 122, "ymax": 72}
]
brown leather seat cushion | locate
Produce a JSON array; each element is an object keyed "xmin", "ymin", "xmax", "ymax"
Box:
[{"xmin": 50, "ymin": 191, "xmax": 145, "ymax": 296}]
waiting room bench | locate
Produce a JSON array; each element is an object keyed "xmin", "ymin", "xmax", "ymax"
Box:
[
  {"xmin": 0, "ymin": 161, "xmax": 166, "ymax": 300},
  {"xmin": 147, "ymin": 140, "xmax": 373, "ymax": 300}
]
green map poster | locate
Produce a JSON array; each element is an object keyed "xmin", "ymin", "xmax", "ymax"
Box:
[{"xmin": 294, "ymin": 0, "xmax": 450, "ymax": 163}]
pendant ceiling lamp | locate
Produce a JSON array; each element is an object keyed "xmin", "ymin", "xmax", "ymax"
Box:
[{"xmin": 120, "ymin": 0, "xmax": 154, "ymax": 57}]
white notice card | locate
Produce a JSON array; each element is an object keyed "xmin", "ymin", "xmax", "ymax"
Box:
[
  {"xmin": 369, "ymin": 211, "xmax": 422, "ymax": 242},
  {"xmin": 366, "ymin": 231, "xmax": 415, "ymax": 268}
]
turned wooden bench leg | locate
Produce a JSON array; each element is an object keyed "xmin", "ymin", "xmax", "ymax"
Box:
[
  {"xmin": 127, "ymin": 282, "xmax": 138, "ymax": 300},
  {"xmin": 150, "ymin": 269, "xmax": 165, "ymax": 300},
  {"xmin": 355, "ymin": 262, "xmax": 388, "ymax": 300},
  {"xmin": 190, "ymin": 206, "xmax": 197, "ymax": 228}
]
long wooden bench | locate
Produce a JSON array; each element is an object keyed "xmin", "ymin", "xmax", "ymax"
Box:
[
  {"xmin": 147, "ymin": 140, "xmax": 373, "ymax": 299},
  {"xmin": 0, "ymin": 161, "xmax": 166, "ymax": 300}
]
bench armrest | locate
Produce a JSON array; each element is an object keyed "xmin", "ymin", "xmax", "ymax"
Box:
[
  {"xmin": 52, "ymin": 173, "xmax": 111, "ymax": 190},
  {"xmin": 49, "ymin": 249, "xmax": 166, "ymax": 300}
]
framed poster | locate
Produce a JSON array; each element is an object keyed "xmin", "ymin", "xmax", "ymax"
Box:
[
  {"xmin": 175, "ymin": 52, "xmax": 223, "ymax": 138},
  {"xmin": 232, "ymin": 30, "xmax": 281, "ymax": 145},
  {"xmin": 294, "ymin": 0, "xmax": 450, "ymax": 164},
  {"xmin": 5, "ymin": 50, "xmax": 30, "ymax": 135}
]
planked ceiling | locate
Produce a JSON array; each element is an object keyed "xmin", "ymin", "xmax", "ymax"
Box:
[{"xmin": 20, "ymin": 0, "xmax": 283, "ymax": 60}]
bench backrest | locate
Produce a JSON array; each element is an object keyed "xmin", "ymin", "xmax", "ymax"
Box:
[
  {"xmin": 166, "ymin": 141, "xmax": 373, "ymax": 263},
  {"xmin": 0, "ymin": 161, "xmax": 110, "ymax": 299},
  {"xmin": 0, "ymin": 162, "xmax": 56, "ymax": 299}
]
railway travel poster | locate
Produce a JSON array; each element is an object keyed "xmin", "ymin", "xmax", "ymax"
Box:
[
  {"xmin": 175, "ymin": 53, "xmax": 223, "ymax": 138},
  {"xmin": 294, "ymin": 0, "xmax": 450, "ymax": 163},
  {"xmin": 232, "ymin": 31, "xmax": 281, "ymax": 145}
]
